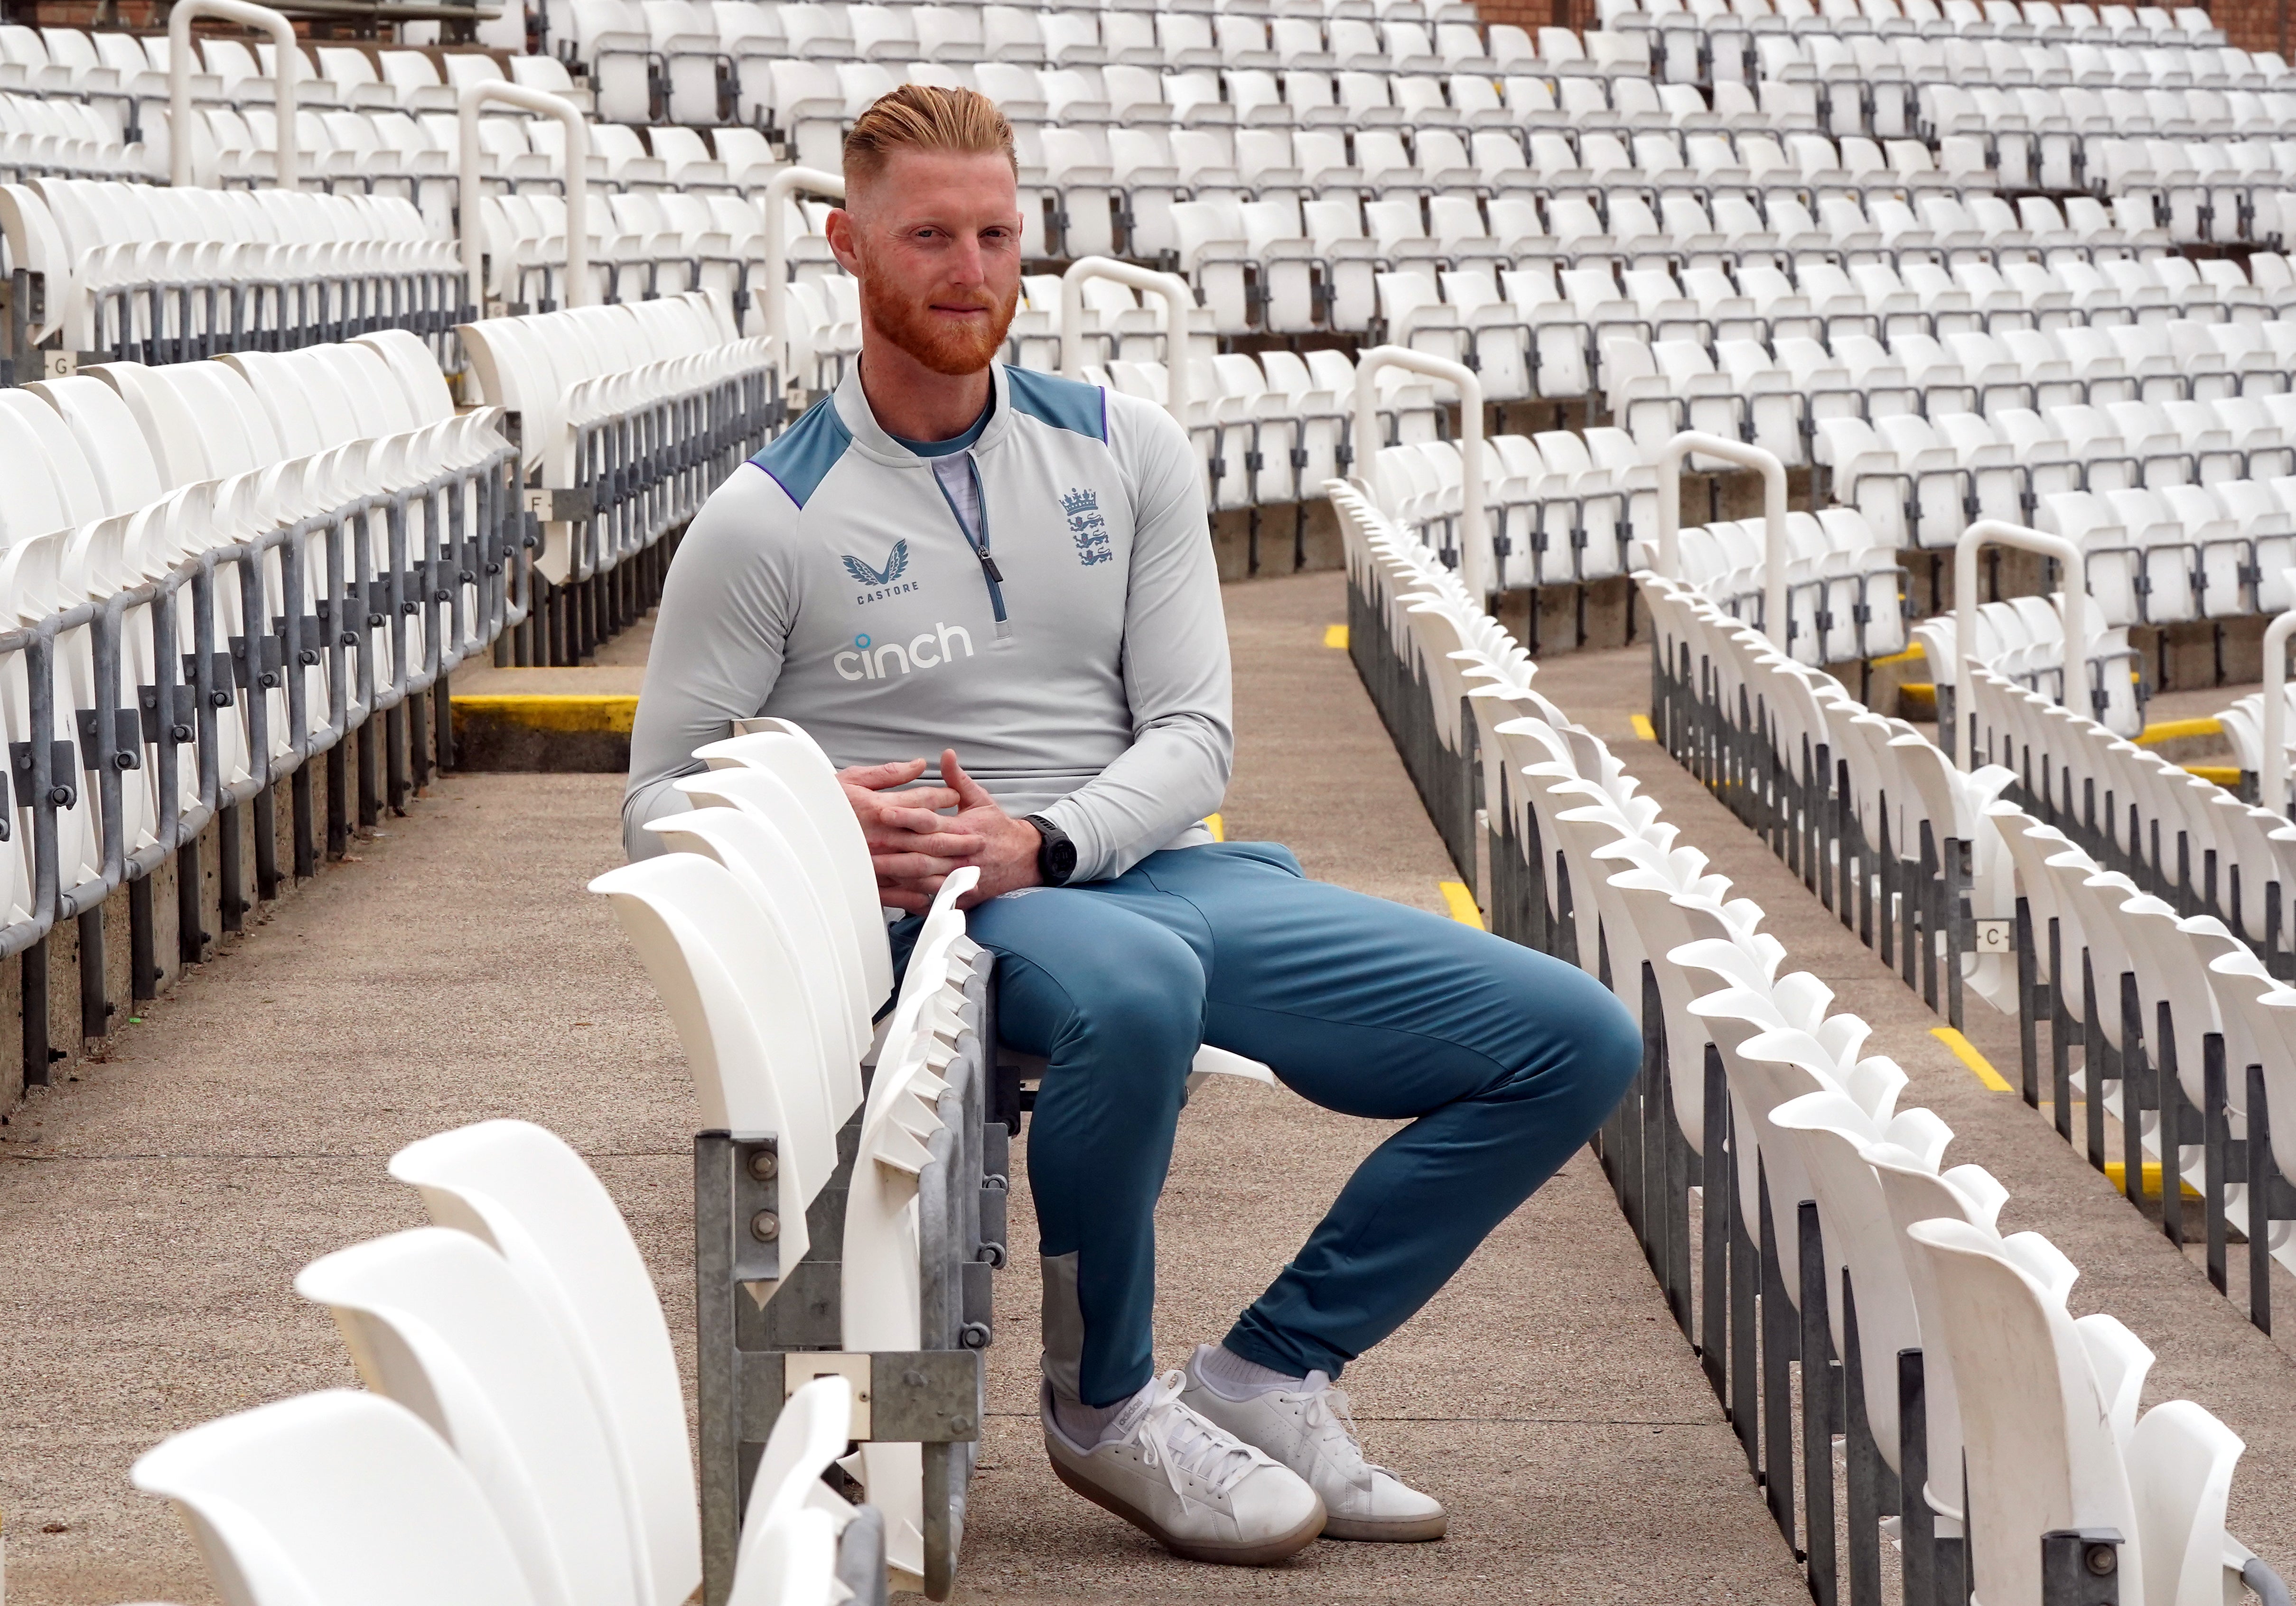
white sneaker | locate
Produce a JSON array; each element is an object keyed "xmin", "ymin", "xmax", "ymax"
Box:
[
  {"xmin": 1180, "ymin": 1345, "xmax": 1448, "ymax": 1542},
  {"xmin": 1041, "ymin": 1372, "xmax": 1326, "ymax": 1564}
]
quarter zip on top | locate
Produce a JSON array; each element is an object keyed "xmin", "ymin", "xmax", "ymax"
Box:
[{"xmin": 932, "ymin": 452, "xmax": 1014, "ymax": 640}]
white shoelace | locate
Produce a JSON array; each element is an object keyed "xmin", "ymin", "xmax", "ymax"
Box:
[
  {"xmin": 1290, "ymin": 1373, "xmax": 1399, "ymax": 1482},
  {"xmin": 1132, "ymin": 1370, "xmax": 1268, "ymax": 1499}
]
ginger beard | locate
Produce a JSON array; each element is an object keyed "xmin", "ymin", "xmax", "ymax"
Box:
[{"xmin": 854, "ymin": 233, "xmax": 1019, "ymax": 377}]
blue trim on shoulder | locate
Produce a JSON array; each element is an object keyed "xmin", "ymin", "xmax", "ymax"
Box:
[
  {"xmin": 1003, "ymin": 366, "xmax": 1108, "ymax": 443},
  {"xmin": 748, "ymin": 395, "xmax": 852, "ymax": 509}
]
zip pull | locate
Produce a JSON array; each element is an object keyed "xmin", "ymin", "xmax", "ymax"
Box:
[{"xmin": 978, "ymin": 553, "xmax": 1004, "ymax": 585}]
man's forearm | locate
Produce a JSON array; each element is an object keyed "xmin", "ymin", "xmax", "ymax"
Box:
[{"xmin": 1031, "ymin": 711, "xmax": 1231, "ymax": 883}]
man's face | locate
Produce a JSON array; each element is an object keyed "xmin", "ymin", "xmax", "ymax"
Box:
[{"xmin": 831, "ymin": 150, "xmax": 1025, "ymax": 378}]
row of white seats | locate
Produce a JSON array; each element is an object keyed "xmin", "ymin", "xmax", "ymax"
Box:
[
  {"xmin": 1912, "ymin": 593, "xmax": 2145, "ymax": 730},
  {"xmin": 1, "ymin": 179, "xmax": 457, "ymax": 357},
  {"xmin": 2035, "ymin": 477, "xmax": 2296, "ymax": 626},
  {"xmin": 2218, "ymin": 684, "xmax": 2296, "ymax": 775},
  {"xmin": 1375, "ymin": 504, "xmax": 2280, "ymax": 1606},
  {"xmin": 1160, "ymin": 191, "xmax": 2199, "ymax": 353},
  {"xmin": 131, "ymin": 1117, "xmax": 876, "ymax": 1606},
  {"xmin": 1598, "ymin": 0, "xmax": 2220, "ymax": 38},
  {"xmin": 1523, "ymin": 251, "xmax": 2279, "ymax": 355},
  {"xmin": 1655, "ymin": 582, "xmax": 2271, "ymax": 1268},
  {"xmin": 1736, "ymin": 31, "xmax": 2279, "ymax": 88},
  {"xmin": 1681, "ymin": 581, "xmax": 2296, "ymax": 1314},
  {"xmin": 1606, "ymin": 324, "xmax": 2191, "ymax": 454},
  {"xmin": 458, "ymin": 292, "xmax": 771, "ymax": 585},
  {"xmin": 0, "ymin": 87, "xmax": 143, "ymax": 179},
  {"xmin": 0, "ymin": 28, "xmax": 590, "ymax": 114},
  {"xmin": 592, "ymin": 720, "xmax": 1024, "ymax": 1590},
  {"xmin": 473, "ymin": 187, "xmax": 832, "ymax": 314},
  {"xmin": 1373, "ymin": 428, "xmax": 1664, "ymax": 587},
  {"xmin": 570, "ymin": 0, "xmax": 1570, "ymax": 76},
  {"xmin": 1664, "ymin": 504, "xmax": 1913, "ymax": 660},
  {"xmin": 1040, "ymin": 121, "xmax": 1994, "ymax": 204},
  {"xmin": 731, "ymin": 57, "xmax": 1666, "ymax": 165},
  {"xmin": 1968, "ymin": 661, "xmax": 2291, "ymax": 938},
  {"xmin": 1925, "ymin": 80, "xmax": 2296, "ymax": 141},
  {"xmin": 0, "ymin": 331, "xmax": 504, "ymax": 926},
  {"xmin": 1820, "ymin": 397, "xmax": 2296, "ymax": 550},
  {"xmin": 1604, "ymin": 316, "xmax": 2296, "ymax": 463},
  {"xmin": 1391, "ymin": 249, "xmax": 2280, "ymax": 391}
]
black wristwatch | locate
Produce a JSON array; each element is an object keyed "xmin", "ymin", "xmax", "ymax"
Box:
[{"xmin": 1024, "ymin": 814, "xmax": 1077, "ymax": 887}]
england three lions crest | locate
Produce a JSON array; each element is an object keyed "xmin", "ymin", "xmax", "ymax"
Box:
[{"xmin": 1063, "ymin": 487, "xmax": 1113, "ymax": 566}]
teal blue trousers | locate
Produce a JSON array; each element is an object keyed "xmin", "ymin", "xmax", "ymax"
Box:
[{"xmin": 895, "ymin": 841, "xmax": 1640, "ymax": 1406}]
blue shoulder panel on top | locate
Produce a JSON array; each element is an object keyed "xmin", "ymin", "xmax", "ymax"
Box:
[
  {"xmin": 1004, "ymin": 366, "xmax": 1108, "ymax": 443},
  {"xmin": 749, "ymin": 395, "xmax": 853, "ymax": 509}
]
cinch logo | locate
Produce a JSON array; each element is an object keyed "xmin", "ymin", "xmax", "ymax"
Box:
[
  {"xmin": 842, "ymin": 539, "xmax": 921, "ymax": 605},
  {"xmin": 834, "ymin": 622, "xmax": 975, "ymax": 682}
]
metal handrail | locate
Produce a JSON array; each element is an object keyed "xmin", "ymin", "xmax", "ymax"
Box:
[
  {"xmin": 1057, "ymin": 256, "xmax": 1193, "ymax": 428},
  {"xmin": 760, "ymin": 165, "xmax": 845, "ymax": 380},
  {"xmin": 1951, "ymin": 520, "xmax": 2089, "ymax": 771},
  {"xmin": 458, "ymin": 82, "xmax": 593, "ymax": 312},
  {"xmin": 170, "ymin": 0, "xmax": 300, "ymax": 190},
  {"xmin": 1654, "ymin": 432, "xmax": 1790, "ymax": 655},
  {"xmin": 1351, "ymin": 345, "xmax": 1492, "ymax": 600}
]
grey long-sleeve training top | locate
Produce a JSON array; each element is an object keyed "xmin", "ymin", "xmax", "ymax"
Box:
[{"xmin": 621, "ymin": 361, "xmax": 1234, "ymax": 882}]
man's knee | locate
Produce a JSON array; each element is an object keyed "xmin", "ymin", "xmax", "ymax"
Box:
[
  {"xmin": 1492, "ymin": 961, "xmax": 1643, "ymax": 1127},
  {"xmin": 1571, "ymin": 987, "xmax": 1645, "ymax": 1118},
  {"xmin": 1058, "ymin": 930, "xmax": 1206, "ymax": 1069}
]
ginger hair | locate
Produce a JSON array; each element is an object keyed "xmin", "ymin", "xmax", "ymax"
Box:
[{"xmin": 843, "ymin": 84, "xmax": 1018, "ymax": 192}]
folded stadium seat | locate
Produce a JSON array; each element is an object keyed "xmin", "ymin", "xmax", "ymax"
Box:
[
  {"xmin": 1105, "ymin": 128, "xmax": 1184, "ymax": 257},
  {"xmin": 979, "ymin": 4, "xmax": 1047, "ymax": 66},
  {"xmin": 295, "ymin": 1226, "xmax": 652, "ymax": 1606},
  {"xmin": 833, "ymin": 877, "xmax": 983, "ymax": 1586},
  {"xmin": 1299, "ymin": 196, "xmax": 1377, "ymax": 331},
  {"xmin": 1902, "ymin": 1219, "xmax": 2263, "ymax": 1606},
  {"xmin": 1203, "ymin": 354, "xmax": 1287, "ymax": 508},
  {"xmin": 847, "ymin": 2, "xmax": 920, "ymax": 64},
  {"xmin": 1041, "ymin": 129, "xmax": 1116, "ymax": 256},
  {"xmin": 1365, "ymin": 193, "xmax": 1438, "ymax": 266},
  {"xmin": 1437, "ymin": 268, "xmax": 1532, "ymax": 402},
  {"xmin": 636, "ymin": 0, "xmax": 726, "ymax": 124},
  {"xmin": 1209, "ymin": 10, "xmax": 1273, "ymax": 71},
  {"xmin": 1254, "ymin": 349, "xmax": 1346, "ymax": 495},
  {"xmin": 759, "ymin": 60, "xmax": 842, "ymax": 169},
  {"xmin": 134, "ymin": 1391, "xmax": 551, "ymax": 1606},
  {"xmin": 1263, "ymin": 14, "xmax": 1327, "ymax": 72},
  {"xmin": 776, "ymin": 0, "xmax": 852, "ymax": 61},
  {"xmin": 910, "ymin": 3, "xmax": 980, "ymax": 64}
]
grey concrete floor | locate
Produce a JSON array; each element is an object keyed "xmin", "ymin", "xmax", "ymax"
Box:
[
  {"xmin": 0, "ymin": 572, "xmax": 1809, "ymax": 1604},
  {"xmin": 1531, "ymin": 644, "xmax": 2296, "ymax": 1575}
]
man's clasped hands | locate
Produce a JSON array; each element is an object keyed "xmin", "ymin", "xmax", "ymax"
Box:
[{"xmin": 835, "ymin": 751, "xmax": 1043, "ymax": 912}]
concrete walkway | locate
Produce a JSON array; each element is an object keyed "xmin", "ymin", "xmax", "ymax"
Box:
[
  {"xmin": 0, "ymin": 571, "xmax": 1806, "ymax": 1604},
  {"xmin": 1530, "ymin": 645, "xmax": 2296, "ymax": 1576}
]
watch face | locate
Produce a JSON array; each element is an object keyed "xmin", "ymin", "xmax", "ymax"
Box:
[{"xmin": 1048, "ymin": 839, "xmax": 1078, "ymax": 879}]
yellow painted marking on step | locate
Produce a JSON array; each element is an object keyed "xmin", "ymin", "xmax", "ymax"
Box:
[
  {"xmin": 1931, "ymin": 1027, "xmax": 2013, "ymax": 1093},
  {"xmin": 1205, "ymin": 812, "xmax": 1225, "ymax": 842},
  {"xmin": 1440, "ymin": 881, "xmax": 1485, "ymax": 929},
  {"xmin": 1631, "ymin": 714, "xmax": 1656, "ymax": 741},
  {"xmin": 1324, "ymin": 623, "xmax": 1350, "ymax": 649},
  {"xmin": 2184, "ymin": 765, "xmax": 2242, "ymax": 788},
  {"xmin": 2103, "ymin": 1160, "xmax": 2202, "ymax": 1200},
  {"xmin": 450, "ymin": 694, "xmax": 637, "ymax": 734},
  {"xmin": 1871, "ymin": 644, "xmax": 1928, "ymax": 668},
  {"xmin": 2137, "ymin": 716, "xmax": 2223, "ymax": 746}
]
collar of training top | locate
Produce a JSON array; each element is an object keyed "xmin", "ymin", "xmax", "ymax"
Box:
[
  {"xmin": 834, "ymin": 359, "xmax": 1016, "ymax": 467},
  {"xmin": 830, "ymin": 360, "xmax": 1110, "ymax": 468}
]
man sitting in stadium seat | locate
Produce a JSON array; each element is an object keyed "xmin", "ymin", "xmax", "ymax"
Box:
[{"xmin": 624, "ymin": 84, "xmax": 1640, "ymax": 1567}]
